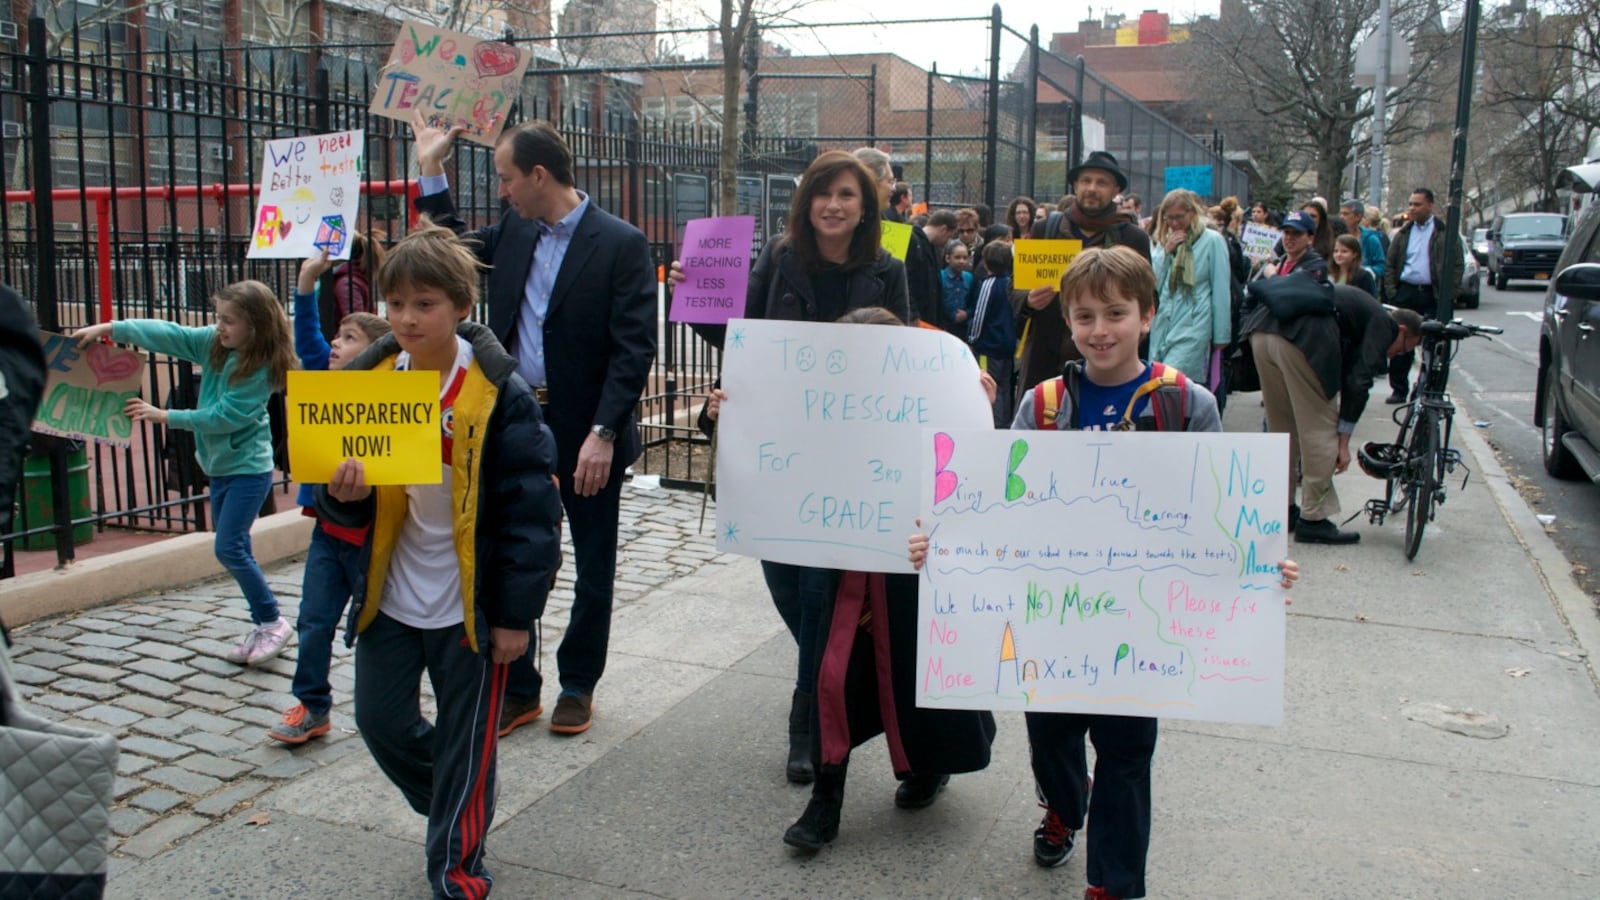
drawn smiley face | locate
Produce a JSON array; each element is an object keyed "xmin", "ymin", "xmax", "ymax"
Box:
[
  {"xmin": 795, "ymin": 345, "xmax": 817, "ymax": 372},
  {"xmin": 825, "ymin": 350, "xmax": 847, "ymax": 375}
]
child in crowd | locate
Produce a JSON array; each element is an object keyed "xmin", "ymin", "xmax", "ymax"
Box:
[
  {"xmin": 940, "ymin": 240, "xmax": 974, "ymax": 334},
  {"xmin": 967, "ymin": 241, "xmax": 1018, "ymax": 427},
  {"xmin": 267, "ymin": 251, "xmax": 392, "ymax": 745},
  {"xmin": 317, "ymin": 223, "xmax": 564, "ymax": 898},
  {"xmin": 910, "ymin": 246, "xmax": 1299, "ymax": 900},
  {"xmin": 329, "ymin": 230, "xmax": 386, "ymax": 319},
  {"xmin": 76, "ymin": 282, "xmax": 297, "ymax": 666},
  {"xmin": 1328, "ymin": 233, "xmax": 1378, "ymax": 296}
]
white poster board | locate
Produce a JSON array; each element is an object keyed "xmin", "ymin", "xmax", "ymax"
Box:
[
  {"xmin": 915, "ymin": 428, "xmax": 1290, "ymax": 726},
  {"xmin": 1240, "ymin": 223, "xmax": 1280, "ymax": 262},
  {"xmin": 248, "ymin": 130, "xmax": 364, "ymax": 260},
  {"xmin": 716, "ymin": 318, "xmax": 994, "ymax": 571}
]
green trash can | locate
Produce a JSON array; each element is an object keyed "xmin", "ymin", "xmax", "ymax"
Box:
[{"xmin": 20, "ymin": 445, "xmax": 95, "ymax": 550}]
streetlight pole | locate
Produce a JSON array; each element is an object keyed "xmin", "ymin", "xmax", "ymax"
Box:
[
  {"xmin": 1438, "ymin": 0, "xmax": 1483, "ymax": 319},
  {"xmin": 1369, "ymin": 0, "xmax": 1393, "ymax": 210}
]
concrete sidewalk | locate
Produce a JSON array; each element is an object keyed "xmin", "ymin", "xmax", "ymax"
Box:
[{"xmin": 6, "ymin": 392, "xmax": 1600, "ymax": 898}]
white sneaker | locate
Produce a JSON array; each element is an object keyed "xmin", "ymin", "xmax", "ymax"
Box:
[
  {"xmin": 225, "ymin": 626, "xmax": 261, "ymax": 664},
  {"xmin": 245, "ymin": 618, "xmax": 294, "ymax": 666}
]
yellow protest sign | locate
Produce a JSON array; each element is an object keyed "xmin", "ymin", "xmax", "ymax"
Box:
[
  {"xmin": 880, "ymin": 220, "xmax": 913, "ymax": 261},
  {"xmin": 1012, "ymin": 239, "xmax": 1084, "ymax": 290},
  {"xmin": 286, "ymin": 370, "xmax": 442, "ymax": 485}
]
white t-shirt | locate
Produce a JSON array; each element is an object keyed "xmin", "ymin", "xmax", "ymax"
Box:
[{"xmin": 380, "ymin": 337, "xmax": 473, "ymax": 630}]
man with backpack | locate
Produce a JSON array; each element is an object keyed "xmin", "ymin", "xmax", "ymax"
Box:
[{"xmin": 1017, "ymin": 151, "xmax": 1152, "ymax": 397}]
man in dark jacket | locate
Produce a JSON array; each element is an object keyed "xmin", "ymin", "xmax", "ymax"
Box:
[
  {"xmin": 855, "ymin": 148, "xmax": 943, "ymax": 329},
  {"xmin": 1383, "ymin": 188, "xmax": 1463, "ymax": 403},
  {"xmin": 0, "ymin": 284, "xmax": 45, "ymax": 535},
  {"xmin": 1017, "ymin": 151, "xmax": 1152, "ymax": 395},
  {"xmin": 412, "ymin": 115, "xmax": 657, "ymax": 738},
  {"xmin": 1245, "ymin": 281, "xmax": 1421, "ymax": 544}
]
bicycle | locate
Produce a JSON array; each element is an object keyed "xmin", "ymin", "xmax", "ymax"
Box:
[{"xmin": 1355, "ymin": 317, "xmax": 1503, "ymax": 560}]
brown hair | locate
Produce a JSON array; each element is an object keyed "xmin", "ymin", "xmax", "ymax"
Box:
[
  {"xmin": 1328, "ymin": 233, "xmax": 1365, "ymax": 284},
  {"xmin": 784, "ymin": 151, "xmax": 884, "ymax": 272},
  {"xmin": 499, "ymin": 120, "xmax": 574, "ymax": 185},
  {"xmin": 1058, "ymin": 246, "xmax": 1157, "ymax": 318},
  {"xmin": 208, "ymin": 280, "xmax": 296, "ymax": 390},
  {"xmin": 836, "ymin": 306, "xmax": 903, "ymax": 326},
  {"xmin": 377, "ymin": 218, "xmax": 484, "ymax": 311},
  {"xmin": 1004, "ymin": 196, "xmax": 1037, "ymax": 239},
  {"xmin": 339, "ymin": 311, "xmax": 391, "ymax": 342},
  {"xmin": 349, "ymin": 230, "xmax": 385, "ymax": 278}
]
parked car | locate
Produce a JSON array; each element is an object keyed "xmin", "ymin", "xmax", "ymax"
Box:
[
  {"xmin": 1471, "ymin": 227, "xmax": 1490, "ymax": 264},
  {"xmin": 1489, "ymin": 212, "xmax": 1568, "ymax": 289},
  {"xmin": 1535, "ymin": 200, "xmax": 1600, "ymax": 480},
  {"xmin": 1456, "ymin": 236, "xmax": 1480, "ymax": 308}
]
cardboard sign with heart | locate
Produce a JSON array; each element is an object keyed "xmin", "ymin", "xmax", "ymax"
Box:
[
  {"xmin": 370, "ymin": 21, "xmax": 532, "ymax": 146},
  {"xmin": 33, "ymin": 331, "xmax": 146, "ymax": 446}
]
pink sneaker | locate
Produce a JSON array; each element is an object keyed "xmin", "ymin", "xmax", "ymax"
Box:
[
  {"xmin": 224, "ymin": 626, "xmax": 261, "ymax": 664},
  {"xmin": 245, "ymin": 618, "xmax": 294, "ymax": 666}
]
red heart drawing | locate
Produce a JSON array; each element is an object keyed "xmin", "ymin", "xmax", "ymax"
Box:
[
  {"xmin": 278, "ymin": 220, "xmax": 292, "ymax": 239},
  {"xmin": 473, "ymin": 42, "xmax": 521, "ymax": 78},
  {"xmin": 86, "ymin": 341, "xmax": 141, "ymax": 385}
]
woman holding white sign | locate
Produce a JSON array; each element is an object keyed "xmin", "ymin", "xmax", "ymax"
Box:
[{"xmin": 673, "ymin": 151, "xmax": 911, "ymax": 788}]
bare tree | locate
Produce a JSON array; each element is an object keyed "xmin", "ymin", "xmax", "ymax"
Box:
[
  {"xmin": 1184, "ymin": 0, "xmax": 1442, "ymax": 202},
  {"xmin": 1477, "ymin": 9, "xmax": 1594, "ymax": 211}
]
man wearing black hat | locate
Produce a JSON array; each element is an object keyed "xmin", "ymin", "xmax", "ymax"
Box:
[{"xmin": 1016, "ymin": 151, "xmax": 1152, "ymax": 395}]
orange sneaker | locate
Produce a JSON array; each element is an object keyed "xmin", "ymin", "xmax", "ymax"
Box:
[{"xmin": 268, "ymin": 704, "xmax": 330, "ymax": 744}]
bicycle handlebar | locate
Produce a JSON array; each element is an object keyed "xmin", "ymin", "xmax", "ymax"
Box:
[{"xmin": 1419, "ymin": 319, "xmax": 1504, "ymax": 339}]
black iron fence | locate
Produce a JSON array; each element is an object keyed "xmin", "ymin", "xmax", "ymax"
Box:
[{"xmin": 1, "ymin": 8, "xmax": 1246, "ymax": 574}]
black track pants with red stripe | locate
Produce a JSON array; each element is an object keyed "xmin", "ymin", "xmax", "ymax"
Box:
[{"xmin": 356, "ymin": 612, "xmax": 508, "ymax": 900}]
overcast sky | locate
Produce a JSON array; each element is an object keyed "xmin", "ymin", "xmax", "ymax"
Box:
[{"xmin": 556, "ymin": 1, "xmax": 1227, "ymax": 77}]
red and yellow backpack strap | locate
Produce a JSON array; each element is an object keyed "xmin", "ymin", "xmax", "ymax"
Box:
[
  {"xmin": 1120, "ymin": 362, "xmax": 1188, "ymax": 431},
  {"xmin": 1032, "ymin": 376, "xmax": 1068, "ymax": 429}
]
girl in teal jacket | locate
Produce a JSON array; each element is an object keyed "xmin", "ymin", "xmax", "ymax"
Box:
[{"xmin": 76, "ymin": 281, "xmax": 297, "ymax": 666}]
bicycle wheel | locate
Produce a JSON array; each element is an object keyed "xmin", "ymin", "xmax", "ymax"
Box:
[{"xmin": 1403, "ymin": 411, "xmax": 1438, "ymax": 561}]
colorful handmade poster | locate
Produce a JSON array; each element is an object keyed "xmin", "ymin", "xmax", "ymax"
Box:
[
  {"xmin": 915, "ymin": 428, "xmax": 1290, "ymax": 725},
  {"xmin": 247, "ymin": 130, "xmax": 364, "ymax": 260},
  {"xmin": 370, "ymin": 21, "xmax": 531, "ymax": 147},
  {"xmin": 31, "ymin": 332, "xmax": 145, "ymax": 447}
]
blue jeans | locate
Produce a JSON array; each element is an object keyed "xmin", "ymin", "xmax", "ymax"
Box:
[
  {"xmin": 292, "ymin": 524, "xmax": 364, "ymax": 716},
  {"xmin": 760, "ymin": 560, "xmax": 829, "ymax": 695},
  {"xmin": 209, "ymin": 472, "xmax": 279, "ymax": 624}
]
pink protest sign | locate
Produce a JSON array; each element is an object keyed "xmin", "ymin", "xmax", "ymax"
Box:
[{"xmin": 671, "ymin": 216, "xmax": 756, "ymax": 325}]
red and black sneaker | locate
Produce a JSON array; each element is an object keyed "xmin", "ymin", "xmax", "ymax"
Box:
[{"xmin": 1033, "ymin": 804, "xmax": 1077, "ymax": 868}]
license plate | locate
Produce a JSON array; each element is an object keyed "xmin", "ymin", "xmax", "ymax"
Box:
[{"xmin": 1536, "ymin": 273, "xmax": 1550, "ymax": 279}]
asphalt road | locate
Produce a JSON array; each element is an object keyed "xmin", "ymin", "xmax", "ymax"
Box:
[{"xmin": 1442, "ymin": 273, "xmax": 1600, "ymax": 604}]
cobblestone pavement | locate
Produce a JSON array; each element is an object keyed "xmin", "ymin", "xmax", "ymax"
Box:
[{"xmin": 4, "ymin": 482, "xmax": 725, "ymax": 864}]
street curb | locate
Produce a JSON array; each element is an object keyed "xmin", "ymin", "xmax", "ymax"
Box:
[
  {"xmin": 1454, "ymin": 395, "xmax": 1600, "ymax": 686},
  {"xmin": 0, "ymin": 509, "xmax": 314, "ymax": 627}
]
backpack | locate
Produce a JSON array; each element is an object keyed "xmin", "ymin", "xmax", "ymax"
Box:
[{"xmin": 1032, "ymin": 361, "xmax": 1189, "ymax": 432}]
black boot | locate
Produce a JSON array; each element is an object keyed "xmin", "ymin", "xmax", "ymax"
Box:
[
  {"xmin": 786, "ymin": 689, "xmax": 814, "ymax": 784},
  {"xmin": 783, "ymin": 766, "xmax": 846, "ymax": 851},
  {"xmin": 894, "ymin": 773, "xmax": 950, "ymax": 810}
]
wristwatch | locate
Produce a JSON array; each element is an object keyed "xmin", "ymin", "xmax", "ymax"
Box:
[{"xmin": 591, "ymin": 424, "xmax": 617, "ymax": 442}]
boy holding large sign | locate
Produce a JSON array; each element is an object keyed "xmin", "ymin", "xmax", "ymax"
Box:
[
  {"xmin": 315, "ymin": 223, "xmax": 563, "ymax": 898},
  {"xmin": 910, "ymin": 246, "xmax": 1299, "ymax": 900}
]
